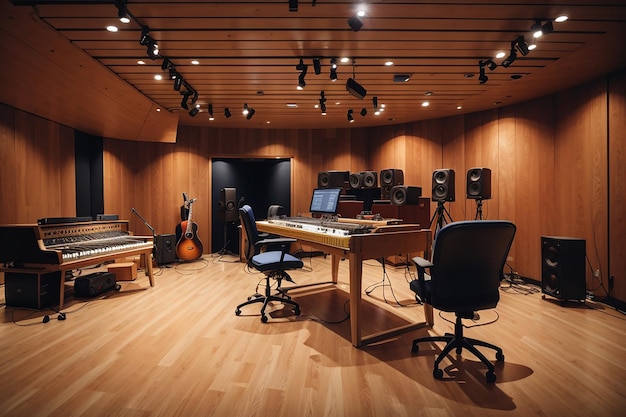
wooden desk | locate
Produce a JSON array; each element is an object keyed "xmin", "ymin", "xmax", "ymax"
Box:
[{"xmin": 257, "ymin": 220, "xmax": 433, "ymax": 347}]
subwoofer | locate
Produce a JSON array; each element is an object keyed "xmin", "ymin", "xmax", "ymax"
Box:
[
  {"xmin": 318, "ymin": 170, "xmax": 349, "ymax": 189},
  {"xmin": 541, "ymin": 236, "xmax": 586, "ymax": 301},
  {"xmin": 219, "ymin": 187, "xmax": 238, "ymax": 222},
  {"xmin": 432, "ymin": 169, "xmax": 455, "ymax": 202},
  {"xmin": 466, "ymin": 167, "xmax": 492, "ymax": 199},
  {"xmin": 349, "ymin": 171, "xmax": 378, "ymax": 189},
  {"xmin": 155, "ymin": 233, "xmax": 177, "ymax": 265},
  {"xmin": 390, "ymin": 185, "xmax": 422, "ymax": 205}
]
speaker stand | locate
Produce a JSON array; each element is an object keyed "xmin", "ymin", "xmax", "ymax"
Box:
[
  {"xmin": 474, "ymin": 198, "xmax": 484, "ymax": 220},
  {"xmin": 429, "ymin": 201, "xmax": 453, "ymax": 236},
  {"xmin": 216, "ymin": 221, "xmax": 235, "ymax": 257}
]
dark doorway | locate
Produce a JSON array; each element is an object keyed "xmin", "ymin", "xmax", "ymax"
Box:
[{"xmin": 211, "ymin": 158, "xmax": 291, "ymax": 254}]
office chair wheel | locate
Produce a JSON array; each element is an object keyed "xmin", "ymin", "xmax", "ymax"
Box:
[
  {"xmin": 235, "ymin": 308, "xmax": 242, "ymax": 316},
  {"xmin": 294, "ymin": 306, "xmax": 301, "ymax": 316},
  {"xmin": 261, "ymin": 315, "xmax": 268, "ymax": 323},
  {"xmin": 486, "ymin": 371, "xmax": 497, "ymax": 383},
  {"xmin": 496, "ymin": 352, "xmax": 505, "ymax": 362},
  {"xmin": 433, "ymin": 368, "xmax": 444, "ymax": 379},
  {"xmin": 411, "ymin": 342, "xmax": 419, "ymax": 353}
]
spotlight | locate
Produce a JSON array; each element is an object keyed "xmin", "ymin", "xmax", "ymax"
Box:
[
  {"xmin": 532, "ymin": 20, "xmax": 554, "ymax": 38},
  {"xmin": 347, "ymin": 109, "xmax": 354, "ymax": 122},
  {"xmin": 484, "ymin": 59, "xmax": 497, "ymax": 71},
  {"xmin": 180, "ymin": 91, "xmax": 191, "ymax": 110},
  {"xmin": 189, "ymin": 106, "xmax": 199, "ymax": 117},
  {"xmin": 298, "ymin": 73, "xmax": 306, "ymax": 89},
  {"xmin": 372, "ymin": 96, "xmax": 378, "ymax": 110},
  {"xmin": 295, "ymin": 58, "xmax": 306, "ymax": 71},
  {"xmin": 289, "ymin": 0, "xmax": 298, "ymax": 12},
  {"xmin": 501, "ymin": 45, "xmax": 517, "ymax": 68},
  {"xmin": 246, "ymin": 108, "xmax": 256, "ymax": 120},
  {"xmin": 191, "ymin": 90, "xmax": 199, "ymax": 105},
  {"xmin": 348, "ymin": 14, "xmax": 363, "ymax": 31},
  {"xmin": 479, "ymin": 66, "xmax": 488, "ymax": 84},
  {"xmin": 313, "ymin": 58, "xmax": 321, "ymax": 75},
  {"xmin": 208, "ymin": 104, "xmax": 214, "ymax": 120},
  {"xmin": 329, "ymin": 58, "xmax": 338, "ymax": 81},
  {"xmin": 243, "ymin": 103, "xmax": 249, "ymax": 115},
  {"xmin": 296, "ymin": 58, "xmax": 308, "ymax": 89},
  {"xmin": 360, "ymin": 108, "xmax": 367, "ymax": 117},
  {"xmin": 224, "ymin": 108, "xmax": 231, "ymax": 118},
  {"xmin": 161, "ymin": 58, "xmax": 170, "ymax": 71},
  {"xmin": 319, "ymin": 90, "xmax": 327, "ymax": 115},
  {"xmin": 115, "ymin": 0, "xmax": 131, "ymax": 23},
  {"xmin": 514, "ymin": 36, "xmax": 530, "ymax": 56},
  {"xmin": 173, "ymin": 76, "xmax": 182, "ymax": 91},
  {"xmin": 139, "ymin": 27, "xmax": 159, "ymax": 59}
]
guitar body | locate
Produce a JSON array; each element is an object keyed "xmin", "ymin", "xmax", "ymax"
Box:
[
  {"xmin": 175, "ymin": 196, "xmax": 203, "ymax": 261},
  {"xmin": 176, "ymin": 220, "xmax": 203, "ymax": 261}
]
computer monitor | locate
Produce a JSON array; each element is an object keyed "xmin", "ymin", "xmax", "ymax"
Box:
[{"xmin": 309, "ymin": 188, "xmax": 341, "ymax": 216}]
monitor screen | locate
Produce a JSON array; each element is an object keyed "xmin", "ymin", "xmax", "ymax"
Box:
[{"xmin": 309, "ymin": 188, "xmax": 342, "ymax": 215}]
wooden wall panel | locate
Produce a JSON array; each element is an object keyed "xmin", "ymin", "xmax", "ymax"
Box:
[
  {"xmin": 0, "ymin": 104, "xmax": 75, "ymax": 225},
  {"xmin": 555, "ymin": 78, "xmax": 609, "ymax": 295},
  {"xmin": 608, "ymin": 70, "xmax": 626, "ymax": 302}
]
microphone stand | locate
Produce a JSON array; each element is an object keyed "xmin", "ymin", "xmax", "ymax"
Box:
[{"xmin": 131, "ymin": 207, "xmax": 157, "ymax": 258}]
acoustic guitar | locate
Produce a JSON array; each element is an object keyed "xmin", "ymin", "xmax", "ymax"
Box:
[{"xmin": 176, "ymin": 198, "xmax": 204, "ymax": 261}]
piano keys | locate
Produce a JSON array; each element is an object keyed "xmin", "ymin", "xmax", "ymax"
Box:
[{"xmin": 0, "ymin": 219, "xmax": 154, "ymax": 309}]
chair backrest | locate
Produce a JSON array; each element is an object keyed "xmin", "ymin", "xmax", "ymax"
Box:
[
  {"xmin": 429, "ymin": 220, "xmax": 516, "ymax": 313},
  {"xmin": 239, "ymin": 205, "xmax": 260, "ymax": 261}
]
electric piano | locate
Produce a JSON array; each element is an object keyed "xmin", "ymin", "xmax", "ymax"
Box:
[
  {"xmin": 257, "ymin": 217, "xmax": 433, "ymax": 347},
  {"xmin": 0, "ymin": 219, "xmax": 154, "ymax": 309}
]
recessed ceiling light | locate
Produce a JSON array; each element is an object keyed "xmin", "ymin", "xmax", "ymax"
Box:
[
  {"xmin": 456, "ymin": 106, "xmax": 462, "ymax": 110},
  {"xmin": 154, "ymin": 74, "xmax": 162, "ymax": 80},
  {"xmin": 424, "ymin": 91, "xmax": 433, "ymax": 96},
  {"xmin": 191, "ymin": 60, "xmax": 200, "ymax": 65},
  {"xmin": 286, "ymin": 103, "xmax": 298, "ymax": 108},
  {"xmin": 464, "ymin": 73, "xmax": 474, "ymax": 78},
  {"xmin": 422, "ymin": 102, "xmax": 429, "ymax": 107},
  {"xmin": 555, "ymin": 15, "xmax": 568, "ymax": 22},
  {"xmin": 384, "ymin": 61, "xmax": 394, "ymax": 66},
  {"xmin": 137, "ymin": 60, "xmax": 146, "ymax": 65},
  {"xmin": 106, "ymin": 25, "xmax": 118, "ymax": 32},
  {"xmin": 340, "ymin": 57, "xmax": 350, "ymax": 63},
  {"xmin": 496, "ymin": 51, "xmax": 506, "ymax": 59}
]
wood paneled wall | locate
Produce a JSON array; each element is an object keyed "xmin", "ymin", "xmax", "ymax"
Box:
[{"xmin": 0, "ymin": 71, "xmax": 624, "ymax": 304}]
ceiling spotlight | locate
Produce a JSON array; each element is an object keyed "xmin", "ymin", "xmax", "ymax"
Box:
[
  {"xmin": 191, "ymin": 90, "xmax": 199, "ymax": 105},
  {"xmin": 348, "ymin": 14, "xmax": 363, "ymax": 31},
  {"xmin": 208, "ymin": 104, "xmax": 214, "ymax": 120},
  {"xmin": 246, "ymin": 108, "xmax": 256, "ymax": 120},
  {"xmin": 330, "ymin": 58, "xmax": 338, "ymax": 81},
  {"xmin": 501, "ymin": 46, "xmax": 517, "ymax": 68},
  {"xmin": 289, "ymin": 0, "xmax": 298, "ymax": 12},
  {"xmin": 139, "ymin": 27, "xmax": 159, "ymax": 59},
  {"xmin": 360, "ymin": 108, "xmax": 367, "ymax": 117},
  {"xmin": 115, "ymin": 0, "xmax": 131, "ymax": 23},
  {"xmin": 243, "ymin": 103, "xmax": 249, "ymax": 115},
  {"xmin": 393, "ymin": 74, "xmax": 410, "ymax": 83},
  {"xmin": 173, "ymin": 76, "xmax": 182, "ymax": 91},
  {"xmin": 224, "ymin": 108, "xmax": 231, "ymax": 118},
  {"xmin": 372, "ymin": 96, "xmax": 378, "ymax": 110},
  {"xmin": 347, "ymin": 109, "xmax": 354, "ymax": 123},
  {"xmin": 481, "ymin": 59, "xmax": 497, "ymax": 71},
  {"xmin": 319, "ymin": 90, "xmax": 327, "ymax": 115},
  {"xmin": 479, "ymin": 66, "xmax": 488, "ymax": 84},
  {"xmin": 180, "ymin": 91, "xmax": 192, "ymax": 110},
  {"xmin": 514, "ymin": 36, "xmax": 530, "ymax": 56},
  {"xmin": 189, "ymin": 106, "xmax": 199, "ymax": 117},
  {"xmin": 296, "ymin": 58, "xmax": 308, "ymax": 89},
  {"xmin": 532, "ymin": 20, "xmax": 554, "ymax": 38},
  {"xmin": 313, "ymin": 58, "xmax": 321, "ymax": 75},
  {"xmin": 161, "ymin": 58, "xmax": 171, "ymax": 71}
]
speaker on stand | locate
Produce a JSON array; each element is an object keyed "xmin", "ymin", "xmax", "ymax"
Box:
[
  {"xmin": 430, "ymin": 169, "xmax": 455, "ymax": 234},
  {"xmin": 318, "ymin": 170, "xmax": 349, "ymax": 190},
  {"xmin": 466, "ymin": 167, "xmax": 492, "ymax": 220},
  {"xmin": 541, "ymin": 236, "xmax": 586, "ymax": 302}
]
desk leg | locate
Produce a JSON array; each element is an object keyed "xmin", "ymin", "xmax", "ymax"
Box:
[
  {"xmin": 349, "ymin": 252, "xmax": 363, "ymax": 347},
  {"xmin": 59, "ymin": 269, "xmax": 67, "ymax": 309},
  {"xmin": 331, "ymin": 254, "xmax": 340, "ymax": 284},
  {"xmin": 144, "ymin": 250, "xmax": 155, "ymax": 286}
]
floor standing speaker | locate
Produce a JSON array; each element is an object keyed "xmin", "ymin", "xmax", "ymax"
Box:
[
  {"xmin": 219, "ymin": 187, "xmax": 238, "ymax": 222},
  {"xmin": 155, "ymin": 233, "xmax": 177, "ymax": 265},
  {"xmin": 541, "ymin": 236, "xmax": 586, "ymax": 301},
  {"xmin": 5, "ymin": 271, "xmax": 61, "ymax": 309}
]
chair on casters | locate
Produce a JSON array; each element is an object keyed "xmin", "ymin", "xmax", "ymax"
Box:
[
  {"xmin": 409, "ymin": 220, "xmax": 516, "ymax": 383},
  {"xmin": 235, "ymin": 204, "xmax": 303, "ymax": 323}
]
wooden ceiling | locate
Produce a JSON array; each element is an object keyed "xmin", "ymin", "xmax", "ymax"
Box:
[{"xmin": 2, "ymin": 0, "xmax": 626, "ymax": 139}]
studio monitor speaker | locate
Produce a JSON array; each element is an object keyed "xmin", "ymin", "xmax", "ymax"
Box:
[
  {"xmin": 219, "ymin": 187, "xmax": 238, "ymax": 223},
  {"xmin": 466, "ymin": 167, "xmax": 492, "ymax": 199},
  {"xmin": 390, "ymin": 185, "xmax": 422, "ymax": 205},
  {"xmin": 380, "ymin": 169, "xmax": 404, "ymax": 187},
  {"xmin": 349, "ymin": 171, "xmax": 378, "ymax": 189},
  {"xmin": 155, "ymin": 233, "xmax": 177, "ymax": 265},
  {"xmin": 432, "ymin": 169, "xmax": 455, "ymax": 202},
  {"xmin": 346, "ymin": 78, "xmax": 367, "ymax": 99},
  {"xmin": 541, "ymin": 236, "xmax": 586, "ymax": 301},
  {"xmin": 318, "ymin": 170, "xmax": 349, "ymax": 189}
]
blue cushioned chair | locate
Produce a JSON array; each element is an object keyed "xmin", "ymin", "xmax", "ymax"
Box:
[
  {"xmin": 409, "ymin": 220, "xmax": 516, "ymax": 383},
  {"xmin": 235, "ymin": 205, "xmax": 303, "ymax": 322}
]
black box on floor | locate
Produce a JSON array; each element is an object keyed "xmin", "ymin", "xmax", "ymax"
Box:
[
  {"xmin": 5, "ymin": 271, "xmax": 61, "ymax": 309},
  {"xmin": 74, "ymin": 272, "xmax": 116, "ymax": 297}
]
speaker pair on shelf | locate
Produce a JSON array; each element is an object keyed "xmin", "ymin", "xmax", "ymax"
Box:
[{"xmin": 431, "ymin": 167, "xmax": 492, "ymax": 202}]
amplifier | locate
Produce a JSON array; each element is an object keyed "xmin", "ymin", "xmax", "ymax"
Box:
[{"xmin": 74, "ymin": 272, "xmax": 117, "ymax": 297}]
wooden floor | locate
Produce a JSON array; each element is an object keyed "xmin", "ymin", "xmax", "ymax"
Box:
[{"xmin": 1, "ymin": 254, "xmax": 624, "ymax": 417}]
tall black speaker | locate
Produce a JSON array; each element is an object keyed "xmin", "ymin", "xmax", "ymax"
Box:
[
  {"xmin": 466, "ymin": 167, "xmax": 492, "ymax": 199},
  {"xmin": 541, "ymin": 236, "xmax": 586, "ymax": 301},
  {"xmin": 219, "ymin": 187, "xmax": 238, "ymax": 222},
  {"xmin": 155, "ymin": 233, "xmax": 177, "ymax": 265},
  {"xmin": 432, "ymin": 169, "xmax": 455, "ymax": 202},
  {"xmin": 318, "ymin": 170, "xmax": 349, "ymax": 189}
]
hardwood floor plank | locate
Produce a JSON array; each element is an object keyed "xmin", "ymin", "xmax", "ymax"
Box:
[{"xmin": 1, "ymin": 255, "xmax": 625, "ymax": 417}]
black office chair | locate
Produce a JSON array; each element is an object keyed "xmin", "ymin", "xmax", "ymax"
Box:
[
  {"xmin": 235, "ymin": 204, "xmax": 303, "ymax": 323},
  {"xmin": 409, "ymin": 220, "xmax": 516, "ymax": 383}
]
